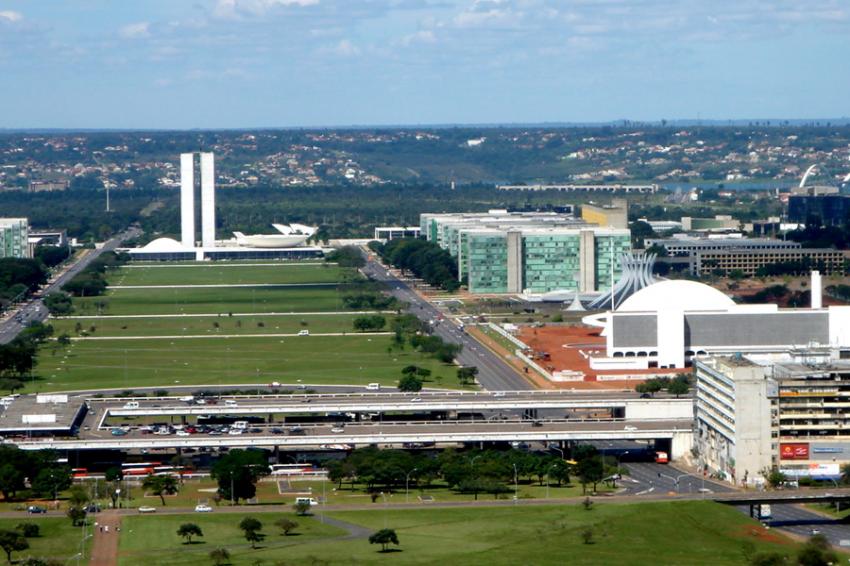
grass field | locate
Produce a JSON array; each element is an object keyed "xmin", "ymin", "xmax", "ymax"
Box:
[
  {"xmin": 51, "ymin": 313, "xmax": 375, "ymax": 338},
  {"xmin": 115, "ymin": 501, "xmax": 799, "ymax": 566},
  {"xmin": 112, "ymin": 263, "xmax": 345, "ymax": 286},
  {"xmin": 34, "ymin": 335, "xmax": 460, "ymax": 392},
  {"xmin": 0, "ymin": 517, "xmax": 88, "ymax": 563},
  {"xmin": 73, "ymin": 285, "xmax": 347, "ymax": 316}
]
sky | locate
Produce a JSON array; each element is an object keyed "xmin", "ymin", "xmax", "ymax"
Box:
[{"xmin": 0, "ymin": 0, "xmax": 847, "ymax": 129}]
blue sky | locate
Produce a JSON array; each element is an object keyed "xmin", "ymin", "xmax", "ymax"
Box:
[{"xmin": 0, "ymin": 0, "xmax": 847, "ymax": 129}]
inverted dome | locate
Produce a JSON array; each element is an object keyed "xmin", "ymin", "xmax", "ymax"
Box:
[{"xmin": 617, "ymin": 280, "xmax": 734, "ymax": 312}]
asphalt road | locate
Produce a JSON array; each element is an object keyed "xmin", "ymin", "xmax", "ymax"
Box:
[
  {"xmin": 0, "ymin": 227, "xmax": 140, "ymax": 345},
  {"xmin": 361, "ymin": 255, "xmax": 532, "ymax": 391}
]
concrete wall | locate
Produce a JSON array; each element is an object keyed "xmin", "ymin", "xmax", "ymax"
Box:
[
  {"xmin": 624, "ymin": 399, "xmax": 693, "ymax": 420},
  {"xmin": 506, "ymin": 231, "xmax": 522, "ymax": 293}
]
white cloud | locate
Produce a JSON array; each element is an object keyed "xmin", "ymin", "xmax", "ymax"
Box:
[
  {"xmin": 328, "ymin": 39, "xmax": 360, "ymax": 57},
  {"xmin": 214, "ymin": 0, "xmax": 320, "ymax": 20},
  {"xmin": 0, "ymin": 10, "xmax": 22, "ymax": 23},
  {"xmin": 119, "ymin": 22, "xmax": 151, "ymax": 39}
]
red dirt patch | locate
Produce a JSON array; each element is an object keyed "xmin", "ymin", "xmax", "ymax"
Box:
[{"xmin": 517, "ymin": 325, "xmax": 688, "ymax": 389}]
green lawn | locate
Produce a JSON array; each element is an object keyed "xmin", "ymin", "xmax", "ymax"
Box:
[
  {"xmin": 118, "ymin": 512, "xmax": 344, "ymax": 566},
  {"xmin": 112, "ymin": 263, "xmax": 345, "ymax": 286},
  {"xmin": 0, "ymin": 517, "xmax": 89, "ymax": 563},
  {"xmin": 116, "ymin": 501, "xmax": 799, "ymax": 566},
  {"xmin": 51, "ymin": 313, "xmax": 374, "ymax": 337},
  {"xmin": 33, "ymin": 335, "xmax": 461, "ymax": 392},
  {"xmin": 72, "ymin": 285, "xmax": 347, "ymax": 316}
]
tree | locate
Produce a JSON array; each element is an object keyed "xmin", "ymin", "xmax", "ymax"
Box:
[
  {"xmin": 30, "ymin": 466, "xmax": 71, "ymax": 499},
  {"xmin": 797, "ymin": 533, "xmax": 838, "ymax": 566},
  {"xmin": 66, "ymin": 507, "xmax": 86, "ymax": 527},
  {"xmin": 211, "ymin": 450, "xmax": 270, "ymax": 504},
  {"xmin": 369, "ymin": 528, "xmax": 400, "ymax": 552},
  {"xmin": 177, "ymin": 523, "xmax": 204, "ymax": 544},
  {"xmin": 43, "ymin": 292, "xmax": 73, "ymax": 316},
  {"xmin": 581, "ymin": 527, "xmax": 594, "ymax": 544},
  {"xmin": 0, "ymin": 530, "xmax": 28, "ymax": 563},
  {"xmin": 0, "ymin": 464, "xmax": 24, "ymax": 501},
  {"xmin": 577, "ymin": 456, "xmax": 604, "ymax": 495},
  {"xmin": 238, "ymin": 517, "xmax": 264, "ymax": 549},
  {"xmin": 749, "ymin": 553, "xmax": 789, "ymax": 566},
  {"xmin": 68, "ymin": 485, "xmax": 90, "ymax": 508},
  {"xmin": 0, "ymin": 379, "xmax": 23, "ymax": 395},
  {"xmin": 766, "ymin": 469, "xmax": 787, "ymax": 489},
  {"xmin": 274, "ymin": 518, "xmax": 298, "ymax": 536},
  {"xmin": 142, "ymin": 474, "xmax": 179, "ymax": 505},
  {"xmin": 209, "ymin": 547, "xmax": 230, "ymax": 566},
  {"xmin": 841, "ymin": 462, "xmax": 850, "ymax": 486},
  {"xmin": 14, "ymin": 523, "xmax": 39, "ymax": 538},
  {"xmin": 293, "ymin": 501, "xmax": 311, "ymax": 516},
  {"xmin": 457, "ymin": 366, "xmax": 478, "ymax": 386},
  {"xmin": 667, "ymin": 378, "xmax": 690, "ymax": 398},
  {"xmin": 398, "ymin": 374, "xmax": 423, "ymax": 392}
]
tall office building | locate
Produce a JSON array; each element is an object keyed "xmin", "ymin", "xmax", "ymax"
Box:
[
  {"xmin": 0, "ymin": 218, "xmax": 29, "ymax": 259},
  {"xmin": 179, "ymin": 152, "xmax": 216, "ymax": 249},
  {"xmin": 420, "ymin": 211, "xmax": 630, "ymax": 294}
]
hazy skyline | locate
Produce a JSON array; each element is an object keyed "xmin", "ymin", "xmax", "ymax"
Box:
[{"xmin": 0, "ymin": 0, "xmax": 848, "ymax": 129}]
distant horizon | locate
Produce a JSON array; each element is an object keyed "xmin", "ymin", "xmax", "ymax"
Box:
[{"xmin": 2, "ymin": 117, "xmax": 850, "ymax": 134}]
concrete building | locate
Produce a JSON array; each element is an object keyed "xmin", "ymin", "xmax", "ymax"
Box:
[
  {"xmin": 581, "ymin": 199, "xmax": 628, "ymax": 229},
  {"xmin": 645, "ymin": 235, "xmax": 802, "ymax": 257},
  {"xmin": 788, "ymin": 194, "xmax": 850, "ymax": 227},
  {"xmin": 374, "ymin": 226, "xmax": 421, "ymax": 241},
  {"xmin": 421, "ymin": 211, "xmax": 630, "ymax": 294},
  {"xmin": 583, "ymin": 271, "xmax": 850, "ymax": 371},
  {"xmin": 681, "ymin": 215, "xmax": 740, "ymax": 232},
  {"xmin": 696, "ymin": 349, "xmax": 850, "ymax": 486},
  {"xmin": 0, "ymin": 218, "xmax": 29, "ymax": 259},
  {"xmin": 127, "ymin": 153, "xmax": 321, "ymax": 261},
  {"xmin": 695, "ymin": 356, "xmax": 773, "ymax": 486}
]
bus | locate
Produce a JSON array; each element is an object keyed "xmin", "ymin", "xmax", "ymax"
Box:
[
  {"xmin": 654, "ymin": 451, "xmax": 669, "ymax": 464},
  {"xmin": 270, "ymin": 463, "xmax": 315, "ymax": 476},
  {"xmin": 71, "ymin": 468, "xmax": 89, "ymax": 479},
  {"xmin": 122, "ymin": 462, "xmax": 162, "ymax": 476}
]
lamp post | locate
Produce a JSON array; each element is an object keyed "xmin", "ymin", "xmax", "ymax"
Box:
[
  {"xmin": 405, "ymin": 468, "xmax": 418, "ymax": 504},
  {"xmin": 512, "ymin": 463, "xmax": 518, "ymax": 504}
]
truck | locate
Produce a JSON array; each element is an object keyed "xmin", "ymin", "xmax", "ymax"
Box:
[
  {"xmin": 654, "ymin": 451, "xmax": 669, "ymax": 464},
  {"xmin": 758, "ymin": 504, "xmax": 772, "ymax": 520}
]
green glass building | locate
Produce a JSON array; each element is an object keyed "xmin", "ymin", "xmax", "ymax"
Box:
[{"xmin": 0, "ymin": 218, "xmax": 29, "ymax": 259}]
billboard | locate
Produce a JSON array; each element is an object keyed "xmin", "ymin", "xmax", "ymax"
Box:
[
  {"xmin": 780, "ymin": 443, "xmax": 809, "ymax": 460},
  {"xmin": 781, "ymin": 463, "xmax": 840, "ymax": 479}
]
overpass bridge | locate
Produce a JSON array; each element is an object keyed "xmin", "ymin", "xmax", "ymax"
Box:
[
  {"xmin": 94, "ymin": 390, "xmax": 693, "ymax": 421},
  {"xmin": 8, "ymin": 418, "xmax": 694, "ymax": 456}
]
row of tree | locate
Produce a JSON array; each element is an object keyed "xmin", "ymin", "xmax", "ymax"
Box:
[
  {"xmin": 370, "ymin": 238, "xmax": 460, "ymax": 292},
  {"xmin": 0, "ymin": 322, "xmax": 55, "ymax": 392},
  {"xmin": 62, "ymin": 251, "xmax": 129, "ymax": 297}
]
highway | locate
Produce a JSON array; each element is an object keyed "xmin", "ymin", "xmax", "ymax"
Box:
[
  {"xmin": 0, "ymin": 227, "xmax": 140, "ymax": 345},
  {"xmin": 361, "ymin": 255, "xmax": 533, "ymax": 391}
]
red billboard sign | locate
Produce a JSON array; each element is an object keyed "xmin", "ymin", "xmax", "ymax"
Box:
[{"xmin": 780, "ymin": 443, "xmax": 809, "ymax": 460}]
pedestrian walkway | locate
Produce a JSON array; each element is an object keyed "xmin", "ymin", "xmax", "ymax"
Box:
[{"xmin": 89, "ymin": 510, "xmax": 122, "ymax": 566}]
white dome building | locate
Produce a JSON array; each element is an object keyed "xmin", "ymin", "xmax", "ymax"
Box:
[{"xmin": 583, "ymin": 273, "xmax": 849, "ymax": 370}]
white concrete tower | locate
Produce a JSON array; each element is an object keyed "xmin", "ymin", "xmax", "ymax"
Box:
[
  {"xmin": 200, "ymin": 152, "xmax": 216, "ymax": 248},
  {"xmin": 180, "ymin": 153, "xmax": 195, "ymax": 248},
  {"xmin": 812, "ymin": 270, "xmax": 823, "ymax": 309}
]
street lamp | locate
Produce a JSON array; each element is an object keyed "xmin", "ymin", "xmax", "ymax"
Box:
[
  {"xmin": 512, "ymin": 463, "xmax": 518, "ymax": 504},
  {"xmin": 405, "ymin": 468, "xmax": 418, "ymax": 504}
]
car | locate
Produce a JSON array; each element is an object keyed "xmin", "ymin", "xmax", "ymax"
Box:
[
  {"xmin": 111, "ymin": 428, "xmax": 128, "ymax": 436},
  {"xmin": 330, "ymin": 427, "xmax": 345, "ymax": 433},
  {"xmin": 138, "ymin": 506, "xmax": 156, "ymax": 513},
  {"xmin": 84, "ymin": 504, "xmax": 101, "ymax": 513},
  {"xmin": 228, "ymin": 428, "xmax": 244, "ymax": 435},
  {"xmin": 122, "ymin": 401, "xmax": 140, "ymax": 410},
  {"xmin": 531, "ymin": 421, "xmax": 543, "ymax": 427},
  {"xmin": 624, "ymin": 425, "xmax": 638, "ymax": 431},
  {"xmin": 249, "ymin": 428, "xmax": 262, "ymax": 434},
  {"xmin": 176, "ymin": 430, "xmax": 190, "ymax": 437},
  {"xmin": 409, "ymin": 397, "xmax": 422, "ymax": 402},
  {"xmin": 194, "ymin": 504, "xmax": 213, "ymax": 513},
  {"xmin": 224, "ymin": 400, "xmax": 238, "ymax": 407},
  {"xmin": 194, "ymin": 398, "xmax": 207, "ymax": 405},
  {"xmin": 297, "ymin": 329, "xmax": 310, "ymax": 336},
  {"xmin": 26, "ymin": 505, "xmax": 46, "ymax": 514},
  {"xmin": 269, "ymin": 381, "xmax": 281, "ymax": 387},
  {"xmin": 270, "ymin": 427, "xmax": 284, "ymax": 434},
  {"xmin": 289, "ymin": 426, "xmax": 305, "ymax": 434},
  {"xmin": 493, "ymin": 392, "xmax": 506, "ymax": 397}
]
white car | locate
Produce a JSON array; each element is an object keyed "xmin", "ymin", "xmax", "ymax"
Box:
[
  {"xmin": 179, "ymin": 395, "xmax": 194, "ymax": 403},
  {"xmin": 228, "ymin": 428, "xmax": 244, "ymax": 435},
  {"xmin": 138, "ymin": 506, "xmax": 156, "ymax": 513},
  {"xmin": 194, "ymin": 504, "xmax": 213, "ymax": 513},
  {"xmin": 176, "ymin": 430, "xmax": 190, "ymax": 437},
  {"xmin": 297, "ymin": 329, "xmax": 310, "ymax": 336},
  {"xmin": 624, "ymin": 425, "xmax": 638, "ymax": 431},
  {"xmin": 330, "ymin": 427, "xmax": 345, "ymax": 433}
]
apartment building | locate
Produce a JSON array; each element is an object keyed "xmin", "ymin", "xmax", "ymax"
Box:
[{"xmin": 0, "ymin": 218, "xmax": 29, "ymax": 259}]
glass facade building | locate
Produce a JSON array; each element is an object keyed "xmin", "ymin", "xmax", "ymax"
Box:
[{"xmin": 0, "ymin": 218, "xmax": 29, "ymax": 259}]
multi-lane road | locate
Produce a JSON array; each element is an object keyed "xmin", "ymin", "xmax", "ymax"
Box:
[
  {"xmin": 0, "ymin": 227, "xmax": 140, "ymax": 345},
  {"xmin": 361, "ymin": 255, "xmax": 532, "ymax": 391}
]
